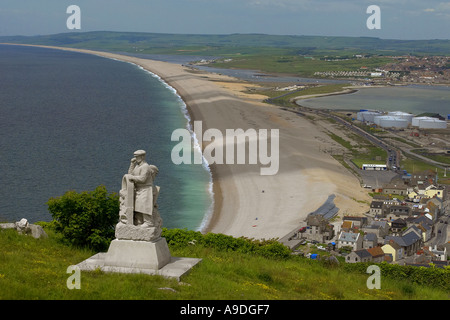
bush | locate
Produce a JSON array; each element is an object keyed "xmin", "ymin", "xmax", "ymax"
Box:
[
  {"xmin": 161, "ymin": 228, "xmax": 291, "ymax": 260},
  {"xmin": 47, "ymin": 185, "xmax": 119, "ymax": 251},
  {"xmin": 342, "ymin": 261, "xmax": 450, "ymax": 291}
]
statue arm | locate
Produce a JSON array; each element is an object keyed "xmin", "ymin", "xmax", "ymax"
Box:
[
  {"xmin": 130, "ymin": 165, "xmax": 151, "ymax": 183},
  {"xmin": 128, "ymin": 161, "xmax": 136, "ymax": 174}
]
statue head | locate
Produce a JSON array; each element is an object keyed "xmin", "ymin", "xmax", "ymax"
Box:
[{"xmin": 133, "ymin": 150, "xmax": 146, "ymax": 164}]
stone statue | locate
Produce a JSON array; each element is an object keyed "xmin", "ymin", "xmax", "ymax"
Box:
[
  {"xmin": 116, "ymin": 150, "xmax": 162, "ymax": 241},
  {"xmin": 77, "ymin": 148, "xmax": 201, "ymax": 278}
]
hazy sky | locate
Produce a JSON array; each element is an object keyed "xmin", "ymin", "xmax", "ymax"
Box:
[{"xmin": 1, "ymin": 0, "xmax": 449, "ymax": 39}]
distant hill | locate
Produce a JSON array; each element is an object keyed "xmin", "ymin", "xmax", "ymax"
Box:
[{"xmin": 1, "ymin": 31, "xmax": 450, "ymax": 56}]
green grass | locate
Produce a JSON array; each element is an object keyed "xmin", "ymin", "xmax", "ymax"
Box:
[
  {"xmin": 211, "ymin": 55, "xmax": 393, "ymax": 77},
  {"xmin": 410, "ymin": 149, "xmax": 450, "ymax": 165},
  {"xmin": 4, "ymin": 32, "xmax": 450, "ymax": 56},
  {"xmin": 0, "ymin": 227, "xmax": 448, "ymax": 300},
  {"xmin": 400, "ymin": 157, "xmax": 450, "ymax": 185},
  {"xmin": 325, "ymin": 132, "xmax": 387, "ymax": 168}
]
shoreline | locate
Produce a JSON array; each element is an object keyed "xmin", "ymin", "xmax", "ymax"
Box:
[{"xmin": 2, "ymin": 43, "xmax": 372, "ymax": 240}]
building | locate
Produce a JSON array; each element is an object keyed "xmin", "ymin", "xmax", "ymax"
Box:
[
  {"xmin": 363, "ymin": 220, "xmax": 389, "ymax": 238},
  {"xmin": 383, "ymin": 182, "xmax": 408, "ymax": 196},
  {"xmin": 408, "ymin": 216, "xmax": 433, "ymax": 242},
  {"xmin": 367, "ymin": 247, "xmax": 385, "ymax": 263},
  {"xmin": 390, "ymin": 218, "xmax": 407, "ymax": 234},
  {"xmin": 382, "ymin": 240, "xmax": 404, "ymax": 261},
  {"xmin": 362, "ymin": 164, "xmax": 387, "ymax": 171},
  {"xmin": 337, "ymin": 231, "xmax": 363, "ymax": 251},
  {"xmin": 346, "ymin": 249, "xmax": 372, "ymax": 263},
  {"xmin": 363, "ymin": 233, "xmax": 378, "ymax": 249},
  {"xmin": 385, "ymin": 232, "xmax": 422, "ymax": 256},
  {"xmin": 409, "ymin": 185, "xmax": 445, "ymax": 200},
  {"xmin": 342, "ymin": 216, "xmax": 368, "ymax": 228},
  {"xmin": 368, "ymin": 201, "xmax": 384, "ymax": 217},
  {"xmin": 302, "ymin": 215, "xmax": 335, "ymax": 243},
  {"xmin": 429, "ymin": 245, "xmax": 448, "ymax": 261},
  {"xmin": 386, "ymin": 205, "xmax": 411, "ymax": 221}
]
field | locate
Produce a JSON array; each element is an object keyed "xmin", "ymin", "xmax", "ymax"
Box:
[
  {"xmin": 210, "ymin": 55, "xmax": 394, "ymax": 77},
  {"xmin": 0, "ymin": 227, "xmax": 448, "ymax": 300},
  {"xmin": 2, "ymin": 31, "xmax": 450, "ymax": 81},
  {"xmin": 3, "ymin": 32, "xmax": 450, "ymax": 56}
]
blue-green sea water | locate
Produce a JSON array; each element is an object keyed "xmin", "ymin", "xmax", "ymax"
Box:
[{"xmin": 0, "ymin": 44, "xmax": 213, "ymax": 230}]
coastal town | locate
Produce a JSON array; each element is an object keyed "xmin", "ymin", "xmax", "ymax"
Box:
[
  {"xmin": 281, "ymin": 108, "xmax": 450, "ymax": 268},
  {"xmin": 283, "ymin": 168, "xmax": 449, "ymax": 268},
  {"xmin": 311, "ymin": 54, "xmax": 449, "ymax": 85}
]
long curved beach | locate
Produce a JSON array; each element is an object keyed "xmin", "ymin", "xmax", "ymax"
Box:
[{"xmin": 4, "ymin": 44, "xmax": 371, "ymax": 240}]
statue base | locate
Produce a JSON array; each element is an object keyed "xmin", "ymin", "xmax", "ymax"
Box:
[
  {"xmin": 77, "ymin": 237, "xmax": 201, "ymax": 281},
  {"xmin": 115, "ymin": 222, "xmax": 162, "ymax": 242},
  {"xmin": 105, "ymin": 238, "xmax": 171, "ymax": 269}
]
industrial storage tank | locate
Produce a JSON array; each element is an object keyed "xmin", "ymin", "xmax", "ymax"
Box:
[
  {"xmin": 374, "ymin": 116, "xmax": 409, "ymax": 128},
  {"xmin": 357, "ymin": 110, "xmax": 384, "ymax": 123},
  {"xmin": 418, "ymin": 119, "xmax": 447, "ymax": 129},
  {"xmin": 412, "ymin": 116, "xmax": 435, "ymax": 127},
  {"xmin": 387, "ymin": 111, "xmax": 414, "ymax": 124}
]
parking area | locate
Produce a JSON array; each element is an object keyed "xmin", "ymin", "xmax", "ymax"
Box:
[{"xmin": 359, "ymin": 169, "xmax": 399, "ymax": 189}]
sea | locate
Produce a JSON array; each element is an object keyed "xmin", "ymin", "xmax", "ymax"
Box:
[{"xmin": 0, "ymin": 44, "xmax": 213, "ymax": 231}]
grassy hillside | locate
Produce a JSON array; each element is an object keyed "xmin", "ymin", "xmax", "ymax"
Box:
[
  {"xmin": 2, "ymin": 31, "xmax": 450, "ymax": 56},
  {"xmin": 0, "ymin": 227, "xmax": 448, "ymax": 301},
  {"xmin": 2, "ymin": 31, "xmax": 449, "ymax": 78}
]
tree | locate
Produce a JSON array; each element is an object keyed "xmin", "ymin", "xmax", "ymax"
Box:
[{"xmin": 47, "ymin": 185, "xmax": 119, "ymax": 251}]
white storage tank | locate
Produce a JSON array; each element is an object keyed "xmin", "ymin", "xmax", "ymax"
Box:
[
  {"xmin": 374, "ymin": 116, "xmax": 409, "ymax": 128},
  {"xmin": 387, "ymin": 111, "xmax": 414, "ymax": 124},
  {"xmin": 418, "ymin": 119, "xmax": 447, "ymax": 129},
  {"xmin": 412, "ymin": 116, "xmax": 435, "ymax": 127},
  {"xmin": 374, "ymin": 115, "xmax": 388, "ymax": 126},
  {"xmin": 357, "ymin": 110, "xmax": 384, "ymax": 123}
]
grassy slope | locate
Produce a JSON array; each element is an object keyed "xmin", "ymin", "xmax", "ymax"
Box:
[
  {"xmin": 210, "ymin": 55, "xmax": 394, "ymax": 77},
  {"xmin": 0, "ymin": 228, "xmax": 448, "ymax": 300},
  {"xmin": 2, "ymin": 32, "xmax": 450, "ymax": 56},
  {"xmin": 2, "ymin": 31, "xmax": 449, "ymax": 78}
]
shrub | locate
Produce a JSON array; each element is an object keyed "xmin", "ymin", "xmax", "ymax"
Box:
[
  {"xmin": 47, "ymin": 185, "xmax": 119, "ymax": 251},
  {"xmin": 161, "ymin": 228, "xmax": 291, "ymax": 260},
  {"xmin": 342, "ymin": 261, "xmax": 450, "ymax": 291}
]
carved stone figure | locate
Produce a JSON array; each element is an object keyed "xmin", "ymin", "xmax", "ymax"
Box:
[
  {"xmin": 116, "ymin": 150, "xmax": 162, "ymax": 241},
  {"xmin": 76, "ymin": 148, "xmax": 201, "ymax": 278}
]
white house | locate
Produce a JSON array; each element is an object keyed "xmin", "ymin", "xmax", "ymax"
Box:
[{"xmin": 337, "ymin": 231, "xmax": 363, "ymax": 251}]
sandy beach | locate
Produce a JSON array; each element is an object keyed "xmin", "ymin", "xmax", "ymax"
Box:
[{"xmin": 4, "ymin": 44, "xmax": 371, "ymax": 240}]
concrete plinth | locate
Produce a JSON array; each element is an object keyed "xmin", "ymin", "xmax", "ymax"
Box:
[
  {"xmin": 105, "ymin": 238, "xmax": 170, "ymax": 269},
  {"xmin": 77, "ymin": 237, "xmax": 201, "ymax": 281}
]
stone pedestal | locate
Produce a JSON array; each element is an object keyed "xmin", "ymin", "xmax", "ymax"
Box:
[
  {"xmin": 77, "ymin": 237, "xmax": 201, "ymax": 281},
  {"xmin": 115, "ymin": 222, "xmax": 162, "ymax": 242},
  {"xmin": 76, "ymin": 150, "xmax": 201, "ymax": 280},
  {"xmin": 105, "ymin": 238, "xmax": 171, "ymax": 270}
]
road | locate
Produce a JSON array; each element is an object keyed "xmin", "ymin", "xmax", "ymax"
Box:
[{"xmin": 430, "ymin": 215, "xmax": 449, "ymax": 246}]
